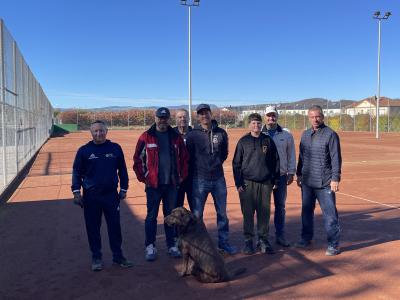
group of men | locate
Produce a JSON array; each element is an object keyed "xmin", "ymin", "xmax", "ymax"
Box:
[{"xmin": 71, "ymin": 103, "xmax": 342, "ymax": 271}]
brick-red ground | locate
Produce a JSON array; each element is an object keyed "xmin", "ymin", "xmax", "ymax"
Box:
[{"xmin": 1, "ymin": 129, "xmax": 399, "ymax": 299}]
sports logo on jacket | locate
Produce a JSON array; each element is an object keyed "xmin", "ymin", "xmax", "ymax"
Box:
[
  {"xmin": 212, "ymin": 135, "xmax": 219, "ymax": 144},
  {"xmin": 262, "ymin": 146, "xmax": 268, "ymax": 153},
  {"xmin": 105, "ymin": 153, "xmax": 115, "ymax": 158},
  {"xmin": 88, "ymin": 153, "xmax": 98, "ymax": 159}
]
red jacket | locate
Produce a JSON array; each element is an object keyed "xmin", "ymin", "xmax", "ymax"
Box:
[{"xmin": 133, "ymin": 124, "xmax": 189, "ymax": 188}]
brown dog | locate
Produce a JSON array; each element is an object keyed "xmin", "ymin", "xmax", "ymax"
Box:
[{"xmin": 165, "ymin": 207, "xmax": 244, "ymax": 283}]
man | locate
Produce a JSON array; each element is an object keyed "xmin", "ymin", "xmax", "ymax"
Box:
[
  {"xmin": 173, "ymin": 108, "xmax": 193, "ymax": 209},
  {"xmin": 262, "ymin": 106, "xmax": 296, "ymax": 247},
  {"xmin": 233, "ymin": 113, "xmax": 280, "ymax": 255},
  {"xmin": 133, "ymin": 107, "xmax": 189, "ymax": 261},
  {"xmin": 296, "ymin": 105, "xmax": 342, "ymax": 256},
  {"xmin": 186, "ymin": 104, "xmax": 237, "ymax": 255},
  {"xmin": 72, "ymin": 120, "xmax": 132, "ymax": 271}
]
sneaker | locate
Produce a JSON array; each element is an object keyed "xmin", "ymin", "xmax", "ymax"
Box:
[
  {"xmin": 218, "ymin": 243, "xmax": 238, "ymax": 255},
  {"xmin": 257, "ymin": 240, "xmax": 275, "ymax": 254},
  {"xmin": 168, "ymin": 246, "xmax": 182, "ymax": 258},
  {"xmin": 145, "ymin": 244, "xmax": 157, "ymax": 261},
  {"xmin": 295, "ymin": 239, "xmax": 312, "ymax": 248},
  {"xmin": 325, "ymin": 246, "xmax": 340, "ymax": 256},
  {"xmin": 113, "ymin": 257, "xmax": 133, "ymax": 268},
  {"xmin": 276, "ymin": 236, "xmax": 291, "ymax": 247},
  {"xmin": 242, "ymin": 240, "xmax": 255, "ymax": 255},
  {"xmin": 91, "ymin": 259, "xmax": 103, "ymax": 272}
]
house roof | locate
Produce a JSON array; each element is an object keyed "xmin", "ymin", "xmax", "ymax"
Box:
[{"xmin": 344, "ymin": 97, "xmax": 400, "ymax": 108}]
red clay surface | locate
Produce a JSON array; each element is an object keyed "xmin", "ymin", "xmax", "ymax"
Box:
[{"xmin": 1, "ymin": 129, "xmax": 400, "ymax": 299}]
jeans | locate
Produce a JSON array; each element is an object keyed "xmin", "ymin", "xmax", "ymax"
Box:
[
  {"xmin": 83, "ymin": 189, "xmax": 123, "ymax": 261},
  {"xmin": 192, "ymin": 176, "xmax": 230, "ymax": 246},
  {"xmin": 273, "ymin": 175, "xmax": 288, "ymax": 238},
  {"xmin": 301, "ymin": 183, "xmax": 340, "ymax": 247},
  {"xmin": 145, "ymin": 184, "xmax": 178, "ymax": 248}
]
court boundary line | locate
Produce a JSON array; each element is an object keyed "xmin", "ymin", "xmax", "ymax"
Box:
[{"xmin": 338, "ymin": 192, "xmax": 400, "ymax": 210}]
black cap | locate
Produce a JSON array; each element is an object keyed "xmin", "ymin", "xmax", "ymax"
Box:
[
  {"xmin": 196, "ymin": 104, "xmax": 211, "ymax": 113},
  {"xmin": 155, "ymin": 107, "xmax": 170, "ymax": 118}
]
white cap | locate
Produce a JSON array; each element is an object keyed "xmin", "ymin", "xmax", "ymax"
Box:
[{"xmin": 265, "ymin": 106, "xmax": 278, "ymax": 116}]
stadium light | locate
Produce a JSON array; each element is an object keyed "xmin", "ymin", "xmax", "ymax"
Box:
[
  {"xmin": 373, "ymin": 10, "xmax": 391, "ymax": 139},
  {"xmin": 180, "ymin": 0, "xmax": 200, "ymax": 126}
]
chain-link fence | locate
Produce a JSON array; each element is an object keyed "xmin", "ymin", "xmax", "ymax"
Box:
[
  {"xmin": 0, "ymin": 19, "xmax": 54, "ymax": 195},
  {"xmin": 57, "ymin": 103, "xmax": 400, "ymax": 133}
]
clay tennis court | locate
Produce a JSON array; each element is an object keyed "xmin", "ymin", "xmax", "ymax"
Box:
[{"xmin": 1, "ymin": 128, "xmax": 399, "ymax": 299}]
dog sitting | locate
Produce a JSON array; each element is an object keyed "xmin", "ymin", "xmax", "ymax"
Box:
[{"xmin": 165, "ymin": 207, "xmax": 244, "ymax": 283}]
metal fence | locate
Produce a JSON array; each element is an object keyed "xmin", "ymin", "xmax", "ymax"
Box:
[{"xmin": 0, "ymin": 19, "xmax": 54, "ymax": 195}]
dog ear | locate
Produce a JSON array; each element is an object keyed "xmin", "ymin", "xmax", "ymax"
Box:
[{"xmin": 182, "ymin": 209, "xmax": 195, "ymax": 227}]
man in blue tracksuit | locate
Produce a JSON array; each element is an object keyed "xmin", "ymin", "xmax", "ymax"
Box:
[
  {"xmin": 295, "ymin": 105, "xmax": 342, "ymax": 256},
  {"xmin": 72, "ymin": 120, "xmax": 132, "ymax": 271}
]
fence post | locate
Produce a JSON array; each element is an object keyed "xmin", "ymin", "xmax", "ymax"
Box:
[
  {"xmin": 13, "ymin": 40, "xmax": 18, "ymax": 172},
  {"xmin": 1, "ymin": 19, "xmax": 7, "ymax": 187}
]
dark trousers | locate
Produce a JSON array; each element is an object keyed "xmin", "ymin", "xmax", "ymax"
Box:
[
  {"xmin": 239, "ymin": 180, "xmax": 273, "ymax": 242},
  {"xmin": 176, "ymin": 176, "xmax": 193, "ymax": 210},
  {"xmin": 83, "ymin": 190, "xmax": 123, "ymax": 261},
  {"xmin": 301, "ymin": 184, "xmax": 340, "ymax": 247},
  {"xmin": 145, "ymin": 184, "xmax": 178, "ymax": 248}
]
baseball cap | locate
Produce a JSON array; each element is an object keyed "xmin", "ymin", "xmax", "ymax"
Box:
[
  {"xmin": 196, "ymin": 104, "xmax": 211, "ymax": 113},
  {"xmin": 155, "ymin": 107, "xmax": 170, "ymax": 118},
  {"xmin": 265, "ymin": 106, "xmax": 278, "ymax": 116}
]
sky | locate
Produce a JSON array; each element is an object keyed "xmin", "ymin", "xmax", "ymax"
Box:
[{"xmin": 1, "ymin": 0, "xmax": 399, "ymax": 109}]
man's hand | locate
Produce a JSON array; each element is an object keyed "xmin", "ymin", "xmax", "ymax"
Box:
[
  {"xmin": 296, "ymin": 176, "xmax": 302, "ymax": 187},
  {"xmin": 119, "ymin": 190, "xmax": 127, "ymax": 201},
  {"xmin": 237, "ymin": 186, "xmax": 245, "ymax": 193},
  {"xmin": 73, "ymin": 192, "xmax": 84, "ymax": 208},
  {"xmin": 287, "ymin": 174, "xmax": 294, "ymax": 185},
  {"xmin": 330, "ymin": 181, "xmax": 339, "ymax": 193}
]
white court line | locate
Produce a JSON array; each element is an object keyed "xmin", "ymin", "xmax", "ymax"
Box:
[{"xmin": 338, "ymin": 192, "xmax": 400, "ymax": 210}]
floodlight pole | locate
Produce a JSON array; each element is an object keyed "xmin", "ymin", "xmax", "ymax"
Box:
[
  {"xmin": 181, "ymin": 0, "xmax": 200, "ymax": 126},
  {"xmin": 373, "ymin": 11, "xmax": 391, "ymax": 139}
]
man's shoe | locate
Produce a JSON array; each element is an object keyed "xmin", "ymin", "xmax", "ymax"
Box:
[
  {"xmin": 276, "ymin": 236, "xmax": 291, "ymax": 247},
  {"xmin": 258, "ymin": 240, "xmax": 275, "ymax": 254},
  {"xmin": 242, "ymin": 240, "xmax": 255, "ymax": 255},
  {"xmin": 168, "ymin": 246, "xmax": 182, "ymax": 258},
  {"xmin": 91, "ymin": 259, "xmax": 103, "ymax": 272},
  {"xmin": 145, "ymin": 244, "xmax": 157, "ymax": 261},
  {"xmin": 325, "ymin": 245, "xmax": 340, "ymax": 256},
  {"xmin": 113, "ymin": 257, "xmax": 133, "ymax": 268},
  {"xmin": 218, "ymin": 243, "xmax": 238, "ymax": 255},
  {"xmin": 295, "ymin": 239, "xmax": 312, "ymax": 248}
]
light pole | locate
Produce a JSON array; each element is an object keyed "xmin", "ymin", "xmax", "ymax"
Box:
[
  {"xmin": 181, "ymin": 0, "xmax": 200, "ymax": 126},
  {"xmin": 373, "ymin": 11, "xmax": 391, "ymax": 139}
]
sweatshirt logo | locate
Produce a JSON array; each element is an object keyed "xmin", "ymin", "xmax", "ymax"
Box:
[
  {"xmin": 105, "ymin": 153, "xmax": 115, "ymax": 158},
  {"xmin": 262, "ymin": 146, "xmax": 268, "ymax": 153},
  {"xmin": 212, "ymin": 135, "xmax": 218, "ymax": 144},
  {"xmin": 88, "ymin": 153, "xmax": 98, "ymax": 160}
]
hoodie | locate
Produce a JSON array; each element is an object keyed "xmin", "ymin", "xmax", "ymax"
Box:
[{"xmin": 186, "ymin": 120, "xmax": 228, "ymax": 180}]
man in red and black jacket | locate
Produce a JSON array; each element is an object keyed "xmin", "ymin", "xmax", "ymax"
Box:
[{"xmin": 133, "ymin": 107, "xmax": 189, "ymax": 262}]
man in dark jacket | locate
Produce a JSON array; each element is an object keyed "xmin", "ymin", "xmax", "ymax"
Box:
[
  {"xmin": 186, "ymin": 104, "xmax": 237, "ymax": 255},
  {"xmin": 295, "ymin": 105, "xmax": 342, "ymax": 256},
  {"xmin": 133, "ymin": 107, "xmax": 189, "ymax": 262},
  {"xmin": 72, "ymin": 120, "xmax": 132, "ymax": 271},
  {"xmin": 233, "ymin": 113, "xmax": 280, "ymax": 255},
  {"xmin": 173, "ymin": 108, "xmax": 193, "ymax": 209}
]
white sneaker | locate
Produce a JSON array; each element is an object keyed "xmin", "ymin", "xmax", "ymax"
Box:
[
  {"xmin": 168, "ymin": 246, "xmax": 182, "ymax": 258},
  {"xmin": 145, "ymin": 244, "xmax": 157, "ymax": 261}
]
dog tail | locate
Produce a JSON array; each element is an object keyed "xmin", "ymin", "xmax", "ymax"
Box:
[{"xmin": 229, "ymin": 267, "xmax": 246, "ymax": 279}]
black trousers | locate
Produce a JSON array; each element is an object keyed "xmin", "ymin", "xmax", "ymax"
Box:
[
  {"xmin": 176, "ymin": 176, "xmax": 193, "ymax": 211},
  {"xmin": 83, "ymin": 189, "xmax": 123, "ymax": 261}
]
